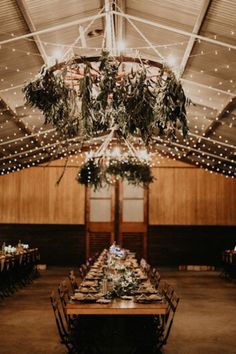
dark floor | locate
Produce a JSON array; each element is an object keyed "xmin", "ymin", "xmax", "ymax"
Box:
[{"xmin": 0, "ymin": 267, "xmax": 236, "ymax": 354}]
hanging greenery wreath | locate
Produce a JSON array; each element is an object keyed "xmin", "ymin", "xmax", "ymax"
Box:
[
  {"xmin": 23, "ymin": 66, "xmax": 81, "ymax": 138},
  {"xmin": 23, "ymin": 51, "xmax": 189, "ymax": 143},
  {"xmin": 106, "ymin": 158, "xmax": 154, "ymax": 186},
  {"xmin": 76, "ymin": 158, "xmax": 103, "ymax": 190},
  {"xmin": 76, "ymin": 156, "xmax": 154, "ymax": 190},
  {"xmin": 23, "ymin": 51, "xmax": 189, "ymax": 188}
]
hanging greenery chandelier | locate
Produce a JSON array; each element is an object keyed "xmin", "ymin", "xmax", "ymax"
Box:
[
  {"xmin": 23, "ymin": 50, "xmax": 189, "ymax": 189},
  {"xmin": 77, "ymin": 156, "xmax": 154, "ymax": 190}
]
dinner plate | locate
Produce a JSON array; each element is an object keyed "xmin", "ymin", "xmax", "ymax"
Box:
[
  {"xmin": 134, "ymin": 294, "xmax": 163, "ymax": 303},
  {"xmin": 96, "ymin": 298, "xmax": 111, "ymax": 304},
  {"xmin": 71, "ymin": 297, "xmax": 97, "ymax": 303},
  {"xmin": 78, "ymin": 287, "xmax": 99, "ymax": 293},
  {"xmin": 120, "ymin": 295, "xmax": 133, "ymax": 300}
]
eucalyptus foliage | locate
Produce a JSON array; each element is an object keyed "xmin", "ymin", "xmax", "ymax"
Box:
[
  {"xmin": 23, "ymin": 66, "xmax": 80, "ymax": 138},
  {"xmin": 76, "ymin": 156, "xmax": 154, "ymax": 190},
  {"xmin": 23, "ymin": 52, "xmax": 189, "ymax": 187},
  {"xmin": 76, "ymin": 158, "xmax": 103, "ymax": 190},
  {"xmin": 23, "ymin": 51, "xmax": 189, "ymax": 143},
  {"xmin": 106, "ymin": 158, "xmax": 154, "ymax": 186}
]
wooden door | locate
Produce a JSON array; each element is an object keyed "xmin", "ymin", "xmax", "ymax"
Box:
[
  {"xmin": 86, "ymin": 182, "xmax": 148, "ymax": 259},
  {"xmin": 118, "ymin": 181, "xmax": 148, "ymax": 259},
  {"xmin": 86, "ymin": 186, "xmax": 115, "ymax": 258}
]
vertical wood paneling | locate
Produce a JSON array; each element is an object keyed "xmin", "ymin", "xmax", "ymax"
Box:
[
  {"xmin": 173, "ymin": 168, "xmax": 197, "ymax": 224},
  {"xmin": 48, "ymin": 167, "xmax": 85, "ymax": 224},
  {"xmin": 0, "ymin": 159, "xmax": 235, "ymax": 225},
  {"xmin": 149, "ymin": 166, "xmax": 236, "ymax": 225},
  {"xmin": 149, "ymin": 168, "xmax": 176, "ymax": 224},
  {"xmin": 0, "ymin": 173, "xmax": 20, "ymax": 223},
  {"xmin": 0, "ymin": 166, "xmax": 85, "ymax": 224},
  {"xmin": 196, "ymin": 170, "xmax": 217, "ymax": 224},
  {"xmin": 19, "ymin": 168, "xmax": 50, "ymax": 223},
  {"xmin": 217, "ymin": 176, "xmax": 236, "ymax": 224}
]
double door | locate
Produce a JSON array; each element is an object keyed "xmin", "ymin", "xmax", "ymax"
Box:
[{"xmin": 86, "ymin": 181, "xmax": 148, "ymax": 259}]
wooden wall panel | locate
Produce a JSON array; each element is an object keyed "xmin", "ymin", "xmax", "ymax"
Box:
[
  {"xmin": 173, "ymin": 168, "xmax": 197, "ymax": 224},
  {"xmin": 48, "ymin": 168, "xmax": 85, "ymax": 224},
  {"xmin": 216, "ymin": 176, "xmax": 236, "ymax": 224},
  {"xmin": 149, "ymin": 168, "xmax": 175, "ymax": 224},
  {"xmin": 149, "ymin": 167, "xmax": 236, "ymax": 225},
  {"xmin": 19, "ymin": 168, "xmax": 50, "ymax": 223},
  {"xmin": 0, "ymin": 159, "xmax": 235, "ymax": 225},
  {"xmin": 0, "ymin": 173, "xmax": 20, "ymax": 223},
  {"xmin": 0, "ymin": 166, "xmax": 85, "ymax": 224}
]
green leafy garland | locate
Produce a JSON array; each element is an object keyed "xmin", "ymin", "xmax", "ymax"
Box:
[
  {"xmin": 76, "ymin": 156, "xmax": 154, "ymax": 190},
  {"xmin": 106, "ymin": 158, "xmax": 154, "ymax": 186},
  {"xmin": 23, "ymin": 51, "xmax": 189, "ymax": 143},
  {"xmin": 76, "ymin": 158, "xmax": 103, "ymax": 190},
  {"xmin": 23, "ymin": 66, "xmax": 80, "ymax": 138}
]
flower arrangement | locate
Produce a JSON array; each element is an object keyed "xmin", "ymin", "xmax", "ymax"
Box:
[{"xmin": 111, "ymin": 268, "xmax": 139, "ymax": 297}]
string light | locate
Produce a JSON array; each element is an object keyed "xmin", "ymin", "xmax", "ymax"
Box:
[{"xmin": 0, "ymin": 21, "xmax": 235, "ymax": 178}]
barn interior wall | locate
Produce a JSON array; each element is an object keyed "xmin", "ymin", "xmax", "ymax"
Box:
[{"xmin": 0, "ymin": 159, "xmax": 235, "ymax": 265}]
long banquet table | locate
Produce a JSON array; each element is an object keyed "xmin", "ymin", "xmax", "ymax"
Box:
[
  {"xmin": 66, "ymin": 298, "xmax": 168, "ymax": 315},
  {"xmin": 66, "ymin": 248, "xmax": 168, "ymax": 316}
]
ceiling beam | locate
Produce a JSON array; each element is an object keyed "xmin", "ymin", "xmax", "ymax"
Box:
[
  {"xmin": 16, "ymin": 0, "xmax": 48, "ymax": 64},
  {"xmin": 0, "ymin": 13, "xmax": 105, "ymax": 46},
  {"xmin": 12, "ymin": 110, "xmax": 49, "ymax": 152},
  {"xmin": 0, "ymin": 127, "xmax": 55, "ymax": 147},
  {"xmin": 1, "ymin": 7, "xmax": 235, "ymax": 50},
  {"xmin": 1, "ymin": 127, "xmax": 235, "ymax": 168},
  {"xmin": 7, "ymin": 0, "xmax": 49, "ymax": 148},
  {"xmin": 62, "ymin": 6, "xmax": 105, "ymax": 61},
  {"xmin": 181, "ymin": 78, "xmax": 235, "ymax": 98},
  {"xmin": 153, "ymin": 136, "xmax": 236, "ymax": 166},
  {"xmin": 114, "ymin": 0, "xmax": 126, "ymax": 53},
  {"xmin": 151, "ymin": 144, "xmax": 235, "ymax": 176},
  {"xmin": 112, "ymin": 11, "xmax": 236, "ymax": 50},
  {"xmin": 0, "ymin": 96, "xmax": 46, "ymax": 152},
  {"xmin": 189, "ymin": 132, "xmax": 236, "ymax": 150},
  {"xmin": 203, "ymin": 97, "xmax": 236, "ymax": 138},
  {"xmin": 2, "ymin": 138, "xmax": 234, "ymax": 177},
  {"xmin": 179, "ymin": 0, "xmax": 212, "ymax": 77}
]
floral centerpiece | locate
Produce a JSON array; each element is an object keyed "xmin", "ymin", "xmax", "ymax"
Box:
[
  {"xmin": 104, "ymin": 243, "xmax": 140, "ymax": 297},
  {"xmin": 111, "ymin": 268, "xmax": 139, "ymax": 297}
]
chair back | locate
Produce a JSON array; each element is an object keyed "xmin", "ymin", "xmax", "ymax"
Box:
[
  {"xmin": 68, "ymin": 271, "xmax": 79, "ymax": 291},
  {"xmin": 157, "ymin": 290, "xmax": 180, "ymax": 349},
  {"xmin": 0, "ymin": 258, "xmax": 4, "ymax": 273},
  {"xmin": 50, "ymin": 291, "xmax": 68, "ymax": 342},
  {"xmin": 164, "ymin": 292, "xmax": 180, "ymax": 343}
]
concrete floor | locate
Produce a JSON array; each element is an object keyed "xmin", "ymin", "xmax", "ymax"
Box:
[{"xmin": 0, "ymin": 268, "xmax": 235, "ymax": 354}]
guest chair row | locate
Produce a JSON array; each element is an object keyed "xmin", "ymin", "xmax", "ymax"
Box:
[
  {"xmin": 0, "ymin": 249, "xmax": 39, "ymax": 300},
  {"xmin": 50, "ymin": 253, "xmax": 99, "ymax": 353},
  {"xmin": 140, "ymin": 258, "xmax": 180, "ymax": 352}
]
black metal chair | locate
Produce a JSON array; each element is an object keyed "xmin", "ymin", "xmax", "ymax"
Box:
[
  {"xmin": 154, "ymin": 290, "xmax": 180, "ymax": 352},
  {"xmin": 67, "ymin": 270, "xmax": 79, "ymax": 292},
  {"xmin": 50, "ymin": 291, "xmax": 80, "ymax": 354},
  {"xmin": 58, "ymin": 280, "xmax": 80, "ymax": 331},
  {"xmin": 150, "ymin": 268, "xmax": 161, "ymax": 289}
]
